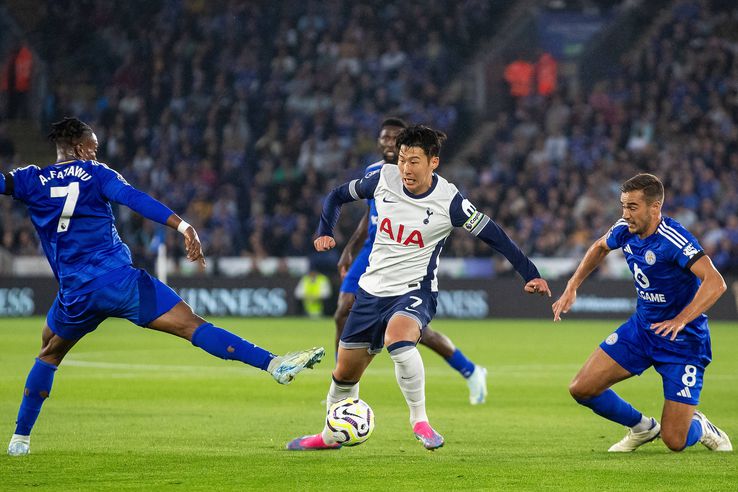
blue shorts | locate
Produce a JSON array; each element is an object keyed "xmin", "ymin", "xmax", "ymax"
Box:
[
  {"xmin": 47, "ymin": 267, "xmax": 182, "ymax": 340},
  {"xmin": 600, "ymin": 314, "xmax": 712, "ymax": 405},
  {"xmin": 340, "ymin": 287, "xmax": 438, "ymax": 354},
  {"xmin": 340, "ymin": 244, "xmax": 372, "ymax": 294}
]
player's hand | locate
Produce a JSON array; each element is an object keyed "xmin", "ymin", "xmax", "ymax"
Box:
[
  {"xmin": 314, "ymin": 236, "xmax": 336, "ymax": 252},
  {"xmin": 524, "ymin": 278, "xmax": 551, "ymax": 297},
  {"xmin": 183, "ymin": 226, "xmax": 206, "ymax": 268},
  {"xmin": 650, "ymin": 318, "xmax": 687, "ymax": 341},
  {"xmin": 552, "ymin": 289, "xmax": 576, "ymax": 322},
  {"xmin": 337, "ymin": 251, "xmax": 353, "ymax": 278}
]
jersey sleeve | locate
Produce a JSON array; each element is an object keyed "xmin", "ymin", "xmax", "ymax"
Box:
[
  {"xmin": 605, "ymin": 219, "xmax": 630, "ymax": 250},
  {"xmin": 317, "ymin": 169, "xmax": 381, "ymax": 237},
  {"xmin": 659, "ymin": 221, "xmax": 706, "ymax": 270},
  {"xmin": 96, "ymin": 163, "xmax": 175, "ymax": 225},
  {"xmin": 4, "ymin": 165, "xmax": 41, "ymax": 202},
  {"xmin": 449, "ymin": 193, "xmax": 541, "ymax": 282}
]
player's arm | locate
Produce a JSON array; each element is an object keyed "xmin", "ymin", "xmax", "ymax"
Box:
[
  {"xmin": 315, "ymin": 170, "xmax": 379, "ymax": 251},
  {"xmin": 651, "ymin": 255, "xmax": 727, "ymax": 341},
  {"xmin": 449, "ymin": 193, "xmax": 550, "ymax": 297},
  {"xmin": 552, "ymin": 236, "xmax": 611, "ymax": 321},
  {"xmin": 337, "ymin": 209, "xmax": 369, "ymax": 278},
  {"xmin": 99, "ymin": 166, "xmax": 205, "ymax": 266}
]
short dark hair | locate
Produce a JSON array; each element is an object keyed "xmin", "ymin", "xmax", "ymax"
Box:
[
  {"xmin": 395, "ymin": 124, "xmax": 447, "ymax": 158},
  {"xmin": 381, "ymin": 117, "xmax": 407, "ymax": 129},
  {"xmin": 48, "ymin": 117, "xmax": 93, "ymax": 147},
  {"xmin": 621, "ymin": 173, "xmax": 664, "ymax": 204}
]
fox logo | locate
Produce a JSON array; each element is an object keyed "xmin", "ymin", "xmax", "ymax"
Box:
[{"xmin": 379, "ymin": 218, "xmax": 424, "ymax": 247}]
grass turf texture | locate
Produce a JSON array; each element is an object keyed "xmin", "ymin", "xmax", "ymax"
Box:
[{"xmin": 1, "ymin": 317, "xmax": 736, "ymax": 491}]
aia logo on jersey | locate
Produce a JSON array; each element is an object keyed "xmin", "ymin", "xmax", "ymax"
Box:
[{"xmin": 379, "ymin": 218, "xmax": 424, "ymax": 248}]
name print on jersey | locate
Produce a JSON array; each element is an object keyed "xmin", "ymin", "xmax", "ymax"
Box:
[
  {"xmin": 378, "ymin": 217, "xmax": 424, "ymax": 247},
  {"xmin": 38, "ymin": 166, "xmax": 92, "ymax": 186}
]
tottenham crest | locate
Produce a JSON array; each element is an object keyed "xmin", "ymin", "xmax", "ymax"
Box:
[{"xmin": 644, "ymin": 250, "xmax": 656, "ymax": 265}]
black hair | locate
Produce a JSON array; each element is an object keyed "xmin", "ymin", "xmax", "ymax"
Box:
[
  {"xmin": 48, "ymin": 117, "xmax": 93, "ymax": 147},
  {"xmin": 621, "ymin": 173, "xmax": 664, "ymax": 204},
  {"xmin": 381, "ymin": 117, "xmax": 407, "ymax": 129},
  {"xmin": 395, "ymin": 124, "xmax": 447, "ymax": 158}
]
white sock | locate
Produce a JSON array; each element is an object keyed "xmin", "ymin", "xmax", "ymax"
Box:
[
  {"xmin": 321, "ymin": 378, "xmax": 359, "ymax": 444},
  {"xmin": 389, "ymin": 346, "xmax": 428, "ymax": 426},
  {"xmin": 631, "ymin": 415, "xmax": 652, "ymax": 433}
]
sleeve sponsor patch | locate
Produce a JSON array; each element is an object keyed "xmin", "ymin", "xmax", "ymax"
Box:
[
  {"xmin": 463, "ymin": 211, "xmax": 484, "ymax": 232},
  {"xmin": 682, "ymin": 243, "xmax": 700, "ymax": 258}
]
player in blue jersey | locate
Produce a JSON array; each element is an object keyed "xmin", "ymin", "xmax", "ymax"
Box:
[
  {"xmin": 553, "ymin": 173, "xmax": 732, "ymax": 453},
  {"xmin": 288, "ymin": 125, "xmax": 550, "ymax": 451},
  {"xmin": 4, "ymin": 117, "xmax": 324, "ymax": 456},
  {"xmin": 335, "ymin": 118, "xmax": 488, "ymax": 405}
]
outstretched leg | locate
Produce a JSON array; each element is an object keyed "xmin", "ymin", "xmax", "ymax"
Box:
[
  {"xmin": 147, "ymin": 301, "xmax": 323, "ymax": 384},
  {"xmin": 421, "ymin": 325, "xmax": 487, "ymax": 404},
  {"xmin": 9, "ymin": 325, "xmax": 79, "ymax": 456}
]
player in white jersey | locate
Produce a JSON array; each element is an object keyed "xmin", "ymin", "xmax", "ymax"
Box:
[
  {"xmin": 336, "ymin": 117, "xmax": 488, "ymax": 405},
  {"xmin": 288, "ymin": 125, "xmax": 551, "ymax": 451}
]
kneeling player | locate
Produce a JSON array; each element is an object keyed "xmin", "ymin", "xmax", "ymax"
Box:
[{"xmin": 553, "ymin": 173, "xmax": 731, "ymax": 452}]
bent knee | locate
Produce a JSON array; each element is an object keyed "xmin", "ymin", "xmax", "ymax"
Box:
[
  {"xmin": 661, "ymin": 429, "xmax": 687, "ymax": 452},
  {"xmin": 569, "ymin": 379, "xmax": 600, "ymax": 401}
]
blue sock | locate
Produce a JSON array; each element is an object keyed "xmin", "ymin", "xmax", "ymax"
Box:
[
  {"xmin": 445, "ymin": 349, "xmax": 475, "ymax": 378},
  {"xmin": 576, "ymin": 389, "xmax": 642, "ymax": 427},
  {"xmin": 684, "ymin": 418, "xmax": 703, "ymax": 448},
  {"xmin": 191, "ymin": 323, "xmax": 275, "ymax": 371},
  {"xmin": 15, "ymin": 358, "xmax": 57, "ymax": 436}
]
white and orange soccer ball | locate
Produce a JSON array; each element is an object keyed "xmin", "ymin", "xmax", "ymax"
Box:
[{"xmin": 325, "ymin": 398, "xmax": 374, "ymax": 446}]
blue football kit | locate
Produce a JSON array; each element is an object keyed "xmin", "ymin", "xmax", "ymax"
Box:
[
  {"xmin": 602, "ymin": 216, "xmax": 710, "ymax": 405},
  {"xmin": 1, "ymin": 160, "xmax": 182, "ymax": 339}
]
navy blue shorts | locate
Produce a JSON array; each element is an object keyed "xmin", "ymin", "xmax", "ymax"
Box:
[
  {"xmin": 600, "ymin": 314, "xmax": 712, "ymax": 405},
  {"xmin": 47, "ymin": 267, "xmax": 182, "ymax": 340},
  {"xmin": 339, "ymin": 244, "xmax": 372, "ymax": 294},
  {"xmin": 340, "ymin": 287, "xmax": 437, "ymax": 354}
]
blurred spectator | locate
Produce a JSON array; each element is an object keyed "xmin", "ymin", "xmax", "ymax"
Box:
[{"xmin": 294, "ymin": 269, "xmax": 332, "ymax": 318}]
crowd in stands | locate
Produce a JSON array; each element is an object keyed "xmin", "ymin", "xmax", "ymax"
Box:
[
  {"xmin": 1, "ymin": 0, "xmax": 737, "ymax": 276},
  {"xmin": 1, "ymin": 0, "xmax": 501, "ymax": 270},
  {"xmin": 444, "ymin": 0, "xmax": 738, "ymax": 275}
]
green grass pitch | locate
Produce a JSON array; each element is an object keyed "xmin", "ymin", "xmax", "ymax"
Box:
[{"xmin": 1, "ymin": 317, "xmax": 736, "ymax": 491}]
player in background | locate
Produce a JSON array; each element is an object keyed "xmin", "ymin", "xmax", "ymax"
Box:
[
  {"xmin": 336, "ymin": 117, "xmax": 488, "ymax": 405},
  {"xmin": 288, "ymin": 125, "xmax": 550, "ymax": 451},
  {"xmin": 552, "ymin": 173, "xmax": 732, "ymax": 453},
  {"xmin": 5, "ymin": 117, "xmax": 325, "ymax": 456}
]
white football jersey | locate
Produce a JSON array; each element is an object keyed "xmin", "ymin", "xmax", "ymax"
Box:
[{"xmin": 356, "ymin": 165, "xmax": 461, "ymax": 296}]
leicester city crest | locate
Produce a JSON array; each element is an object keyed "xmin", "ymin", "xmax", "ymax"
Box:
[
  {"xmin": 645, "ymin": 250, "xmax": 656, "ymax": 265},
  {"xmin": 605, "ymin": 333, "xmax": 618, "ymax": 345}
]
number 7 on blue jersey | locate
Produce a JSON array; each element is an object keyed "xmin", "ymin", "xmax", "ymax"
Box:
[{"xmin": 50, "ymin": 182, "xmax": 80, "ymax": 233}]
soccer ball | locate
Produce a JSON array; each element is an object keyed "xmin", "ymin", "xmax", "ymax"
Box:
[{"xmin": 325, "ymin": 398, "xmax": 374, "ymax": 446}]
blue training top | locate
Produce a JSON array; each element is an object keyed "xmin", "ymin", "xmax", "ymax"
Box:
[
  {"xmin": 606, "ymin": 216, "xmax": 708, "ymax": 338},
  {"xmin": 1, "ymin": 160, "xmax": 175, "ymax": 295}
]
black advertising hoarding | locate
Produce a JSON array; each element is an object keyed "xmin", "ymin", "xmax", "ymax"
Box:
[{"xmin": 0, "ymin": 276, "xmax": 736, "ymax": 320}]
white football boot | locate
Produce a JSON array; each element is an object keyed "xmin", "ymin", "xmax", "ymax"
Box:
[
  {"xmin": 269, "ymin": 347, "xmax": 325, "ymax": 385},
  {"xmin": 467, "ymin": 365, "xmax": 488, "ymax": 405},
  {"xmin": 694, "ymin": 411, "xmax": 733, "ymax": 451},
  {"xmin": 8, "ymin": 434, "xmax": 30, "ymax": 456},
  {"xmin": 608, "ymin": 417, "xmax": 660, "ymax": 452}
]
